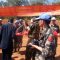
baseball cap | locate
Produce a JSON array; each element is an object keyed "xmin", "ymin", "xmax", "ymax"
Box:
[
  {"xmin": 14, "ymin": 20, "xmax": 19, "ymax": 24},
  {"xmin": 51, "ymin": 17, "xmax": 56, "ymax": 21},
  {"xmin": 0, "ymin": 19, "xmax": 2, "ymax": 21},
  {"xmin": 35, "ymin": 13, "xmax": 51, "ymax": 21}
]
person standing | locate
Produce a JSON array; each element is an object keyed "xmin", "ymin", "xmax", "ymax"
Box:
[
  {"xmin": 1, "ymin": 18, "xmax": 14, "ymax": 60},
  {"xmin": 50, "ymin": 17, "xmax": 60, "ymax": 58},
  {"xmin": 50, "ymin": 17, "xmax": 60, "ymax": 34},
  {"xmin": 0, "ymin": 18, "xmax": 2, "ymax": 43},
  {"xmin": 29, "ymin": 13, "xmax": 56, "ymax": 60},
  {"xmin": 25, "ymin": 18, "xmax": 40, "ymax": 60},
  {"xmin": 16, "ymin": 19, "xmax": 24, "ymax": 52},
  {"xmin": 13, "ymin": 20, "xmax": 20, "ymax": 52}
]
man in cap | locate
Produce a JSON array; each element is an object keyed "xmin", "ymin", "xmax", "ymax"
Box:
[
  {"xmin": 50, "ymin": 17, "xmax": 60, "ymax": 36},
  {"xmin": 25, "ymin": 18, "xmax": 40, "ymax": 60},
  {"xmin": 50, "ymin": 17, "xmax": 60, "ymax": 58},
  {"xmin": 15, "ymin": 19, "xmax": 24, "ymax": 52},
  {"xmin": 50, "ymin": 17, "xmax": 60, "ymax": 34},
  {"xmin": 29, "ymin": 13, "xmax": 56, "ymax": 60},
  {"xmin": 13, "ymin": 20, "xmax": 20, "ymax": 52}
]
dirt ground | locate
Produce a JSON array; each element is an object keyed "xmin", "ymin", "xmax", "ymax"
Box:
[{"xmin": 0, "ymin": 35, "xmax": 60, "ymax": 60}]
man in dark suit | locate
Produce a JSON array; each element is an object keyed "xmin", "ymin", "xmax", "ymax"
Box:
[
  {"xmin": 1, "ymin": 18, "xmax": 14, "ymax": 60},
  {"xmin": 0, "ymin": 18, "xmax": 2, "ymax": 44}
]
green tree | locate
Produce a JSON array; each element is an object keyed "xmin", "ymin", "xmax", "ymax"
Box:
[
  {"xmin": 7, "ymin": 0, "xmax": 18, "ymax": 6},
  {"xmin": 7, "ymin": 0, "xmax": 44, "ymax": 6},
  {"xmin": 0, "ymin": 1, "xmax": 9, "ymax": 7},
  {"xmin": 0, "ymin": 1, "xmax": 4, "ymax": 7},
  {"xmin": 53, "ymin": 0, "xmax": 60, "ymax": 5}
]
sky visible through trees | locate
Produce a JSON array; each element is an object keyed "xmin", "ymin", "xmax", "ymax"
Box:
[{"xmin": 0, "ymin": 0, "xmax": 60, "ymax": 6}]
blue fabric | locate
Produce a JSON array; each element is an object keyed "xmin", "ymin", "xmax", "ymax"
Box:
[
  {"xmin": 1, "ymin": 23, "xmax": 14, "ymax": 49},
  {"xmin": 36, "ymin": 13, "xmax": 51, "ymax": 21}
]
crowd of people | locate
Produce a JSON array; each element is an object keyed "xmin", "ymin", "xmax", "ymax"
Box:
[{"xmin": 0, "ymin": 13, "xmax": 60, "ymax": 60}]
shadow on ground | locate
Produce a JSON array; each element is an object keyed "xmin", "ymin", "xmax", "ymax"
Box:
[
  {"xmin": 0, "ymin": 53, "xmax": 15, "ymax": 60},
  {"xmin": 19, "ymin": 50, "xmax": 26, "ymax": 55},
  {"xmin": 56, "ymin": 56, "xmax": 60, "ymax": 60},
  {"xmin": 20, "ymin": 58, "xmax": 25, "ymax": 60}
]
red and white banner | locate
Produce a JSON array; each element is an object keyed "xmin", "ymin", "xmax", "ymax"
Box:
[{"xmin": 0, "ymin": 5, "xmax": 60, "ymax": 16}]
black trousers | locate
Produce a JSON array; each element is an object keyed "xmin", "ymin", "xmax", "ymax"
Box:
[
  {"xmin": 25, "ymin": 38, "xmax": 36, "ymax": 60},
  {"xmin": 2, "ymin": 46, "xmax": 13, "ymax": 60},
  {"xmin": 25, "ymin": 45, "xmax": 36, "ymax": 60}
]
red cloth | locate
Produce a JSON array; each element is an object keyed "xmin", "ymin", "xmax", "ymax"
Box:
[
  {"xmin": 48, "ymin": 31, "xmax": 58, "ymax": 42},
  {"xmin": 23, "ymin": 31, "xmax": 29, "ymax": 35},
  {"xmin": 53, "ymin": 31, "xmax": 58, "ymax": 37},
  {"xmin": 48, "ymin": 36, "xmax": 53, "ymax": 42},
  {"xmin": 16, "ymin": 30, "xmax": 29, "ymax": 36},
  {"xmin": 16, "ymin": 33, "xmax": 22, "ymax": 36}
]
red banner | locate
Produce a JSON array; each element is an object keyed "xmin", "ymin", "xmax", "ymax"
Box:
[{"xmin": 0, "ymin": 5, "xmax": 60, "ymax": 16}]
